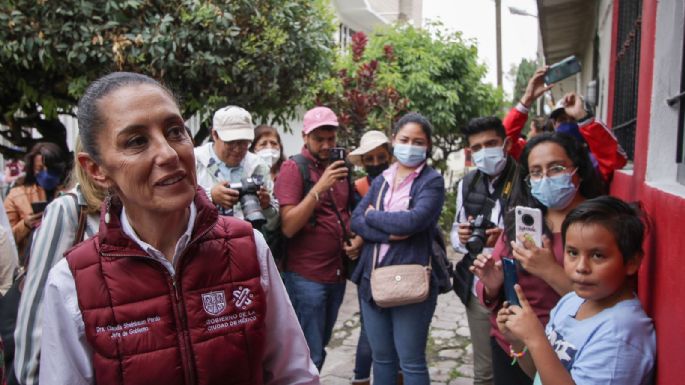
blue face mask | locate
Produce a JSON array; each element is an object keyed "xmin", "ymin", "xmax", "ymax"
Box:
[
  {"xmin": 35, "ymin": 170, "xmax": 61, "ymax": 191},
  {"xmin": 472, "ymin": 146, "xmax": 506, "ymax": 176},
  {"xmin": 393, "ymin": 144, "xmax": 427, "ymax": 167},
  {"xmin": 530, "ymin": 171, "xmax": 578, "ymax": 209}
]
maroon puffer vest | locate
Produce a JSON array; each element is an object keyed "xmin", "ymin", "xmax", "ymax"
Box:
[{"xmin": 66, "ymin": 189, "xmax": 266, "ymax": 385}]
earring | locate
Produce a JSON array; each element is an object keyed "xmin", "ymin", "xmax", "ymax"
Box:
[{"xmin": 104, "ymin": 190, "xmax": 113, "ymax": 224}]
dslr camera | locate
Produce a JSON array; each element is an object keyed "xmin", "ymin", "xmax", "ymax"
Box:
[
  {"xmin": 227, "ymin": 176, "xmax": 266, "ymax": 228},
  {"xmin": 466, "ymin": 214, "xmax": 496, "ymax": 255}
]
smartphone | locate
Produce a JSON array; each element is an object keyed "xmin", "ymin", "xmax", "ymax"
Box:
[
  {"xmin": 31, "ymin": 201, "xmax": 48, "ymax": 214},
  {"xmin": 515, "ymin": 206, "xmax": 542, "ymax": 247},
  {"xmin": 502, "ymin": 258, "xmax": 520, "ymax": 306},
  {"xmin": 544, "ymin": 55, "xmax": 581, "ymax": 85},
  {"xmin": 329, "ymin": 147, "xmax": 346, "ymax": 162}
]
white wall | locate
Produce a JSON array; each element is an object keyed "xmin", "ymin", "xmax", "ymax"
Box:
[{"xmin": 645, "ymin": 0, "xmax": 685, "ymax": 192}]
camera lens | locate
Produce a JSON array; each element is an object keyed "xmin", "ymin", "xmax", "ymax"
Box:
[
  {"xmin": 241, "ymin": 194, "xmax": 266, "ymax": 229},
  {"xmin": 522, "ymin": 214, "xmax": 534, "ymax": 226}
]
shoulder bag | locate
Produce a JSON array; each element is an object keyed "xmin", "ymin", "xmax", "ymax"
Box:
[{"xmin": 370, "ymin": 180, "xmax": 431, "ymax": 308}]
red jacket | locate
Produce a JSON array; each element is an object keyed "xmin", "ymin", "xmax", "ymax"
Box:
[
  {"xmin": 503, "ymin": 106, "xmax": 628, "ymax": 181},
  {"xmin": 66, "ymin": 189, "xmax": 266, "ymax": 385}
]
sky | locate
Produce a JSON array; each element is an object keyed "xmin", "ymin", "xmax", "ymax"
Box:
[{"xmin": 422, "ymin": 0, "xmax": 540, "ymax": 98}]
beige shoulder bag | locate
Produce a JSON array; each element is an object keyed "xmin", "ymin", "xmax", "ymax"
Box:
[{"xmin": 370, "ymin": 181, "xmax": 431, "ymax": 308}]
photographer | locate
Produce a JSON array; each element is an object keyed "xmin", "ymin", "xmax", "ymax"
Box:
[
  {"xmin": 450, "ymin": 116, "xmax": 520, "ymax": 385},
  {"xmin": 274, "ymin": 106, "xmax": 359, "ymax": 371},
  {"xmin": 195, "ymin": 106, "xmax": 278, "ymax": 230}
]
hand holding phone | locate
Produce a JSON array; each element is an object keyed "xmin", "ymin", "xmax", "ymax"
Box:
[{"xmin": 515, "ymin": 206, "xmax": 542, "ymax": 248}]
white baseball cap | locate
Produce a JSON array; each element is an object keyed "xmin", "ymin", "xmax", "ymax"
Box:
[
  {"xmin": 212, "ymin": 106, "xmax": 255, "ymax": 142},
  {"xmin": 348, "ymin": 130, "xmax": 390, "ymax": 166}
]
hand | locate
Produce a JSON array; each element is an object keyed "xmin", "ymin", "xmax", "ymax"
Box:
[
  {"xmin": 500, "ymin": 285, "xmax": 546, "ymax": 344},
  {"xmin": 457, "ymin": 216, "xmax": 474, "ymax": 245},
  {"xmin": 210, "ymin": 182, "xmax": 240, "ymax": 209},
  {"xmin": 521, "ymin": 67, "xmax": 554, "ymax": 108},
  {"xmin": 562, "ymin": 92, "xmax": 587, "ymax": 120},
  {"xmin": 343, "ymin": 235, "xmax": 364, "ymax": 260},
  {"xmin": 312, "ymin": 160, "xmax": 348, "ymax": 195},
  {"xmin": 23, "ymin": 212, "xmax": 43, "ymax": 229},
  {"xmin": 485, "ymin": 227, "xmax": 503, "ymax": 248},
  {"xmin": 389, "ymin": 234, "xmax": 410, "ymax": 241},
  {"xmin": 257, "ymin": 186, "xmax": 271, "ymax": 209},
  {"xmin": 469, "ymin": 253, "xmax": 503, "ymax": 299},
  {"xmin": 496, "ymin": 303, "xmax": 519, "ymax": 343},
  {"xmin": 510, "ymin": 235, "xmax": 556, "ymax": 279}
]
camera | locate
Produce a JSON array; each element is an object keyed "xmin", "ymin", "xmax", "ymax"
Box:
[
  {"xmin": 466, "ymin": 214, "xmax": 496, "ymax": 255},
  {"xmin": 329, "ymin": 147, "xmax": 346, "ymax": 162},
  {"xmin": 227, "ymin": 176, "xmax": 266, "ymax": 228}
]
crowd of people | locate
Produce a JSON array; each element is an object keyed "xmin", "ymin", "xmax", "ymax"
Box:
[{"xmin": 0, "ymin": 69, "xmax": 656, "ymax": 385}]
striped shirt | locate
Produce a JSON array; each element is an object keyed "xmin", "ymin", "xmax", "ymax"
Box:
[{"xmin": 13, "ymin": 186, "xmax": 99, "ymax": 385}]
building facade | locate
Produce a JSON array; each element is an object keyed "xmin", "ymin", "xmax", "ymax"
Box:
[{"xmin": 539, "ymin": 1, "xmax": 685, "ymax": 383}]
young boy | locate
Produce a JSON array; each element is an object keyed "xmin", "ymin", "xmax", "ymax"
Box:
[{"xmin": 496, "ymin": 196, "xmax": 656, "ymax": 385}]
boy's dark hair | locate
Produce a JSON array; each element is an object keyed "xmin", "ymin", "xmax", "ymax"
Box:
[
  {"xmin": 562, "ymin": 196, "xmax": 647, "ymax": 262},
  {"xmin": 461, "ymin": 116, "xmax": 506, "ymax": 141}
]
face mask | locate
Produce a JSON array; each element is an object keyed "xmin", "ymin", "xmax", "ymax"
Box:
[
  {"xmin": 35, "ymin": 170, "xmax": 61, "ymax": 191},
  {"xmin": 393, "ymin": 144, "xmax": 427, "ymax": 167},
  {"xmin": 556, "ymin": 122, "xmax": 585, "ymax": 143},
  {"xmin": 530, "ymin": 171, "xmax": 578, "ymax": 209},
  {"xmin": 364, "ymin": 163, "xmax": 389, "ymax": 179},
  {"xmin": 256, "ymin": 148, "xmax": 280, "ymax": 166},
  {"xmin": 472, "ymin": 146, "xmax": 506, "ymax": 176}
]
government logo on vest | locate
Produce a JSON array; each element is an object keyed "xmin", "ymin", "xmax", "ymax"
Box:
[
  {"xmin": 202, "ymin": 290, "xmax": 227, "ymax": 316},
  {"xmin": 233, "ymin": 286, "xmax": 253, "ymax": 310}
]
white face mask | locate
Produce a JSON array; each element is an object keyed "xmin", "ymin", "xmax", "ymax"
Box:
[
  {"xmin": 256, "ymin": 148, "xmax": 280, "ymax": 166},
  {"xmin": 472, "ymin": 145, "xmax": 506, "ymax": 176}
]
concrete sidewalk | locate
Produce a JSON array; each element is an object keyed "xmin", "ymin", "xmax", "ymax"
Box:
[{"xmin": 320, "ymin": 254, "xmax": 475, "ymax": 385}]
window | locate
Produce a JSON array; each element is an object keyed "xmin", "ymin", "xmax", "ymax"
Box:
[
  {"xmin": 612, "ymin": 0, "xmax": 642, "ymax": 161},
  {"xmin": 676, "ymin": 11, "xmax": 685, "ymax": 184}
]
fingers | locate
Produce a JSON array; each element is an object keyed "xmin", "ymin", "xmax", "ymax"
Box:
[
  {"xmin": 542, "ymin": 235, "xmax": 552, "ymax": 250},
  {"xmin": 514, "ymin": 284, "xmax": 531, "ymax": 309}
]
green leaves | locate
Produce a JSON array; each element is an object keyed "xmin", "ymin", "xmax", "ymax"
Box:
[{"xmin": 0, "ymin": 0, "xmax": 335, "ymax": 148}]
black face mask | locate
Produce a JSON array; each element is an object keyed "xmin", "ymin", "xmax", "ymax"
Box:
[{"xmin": 365, "ymin": 163, "xmax": 389, "ymax": 179}]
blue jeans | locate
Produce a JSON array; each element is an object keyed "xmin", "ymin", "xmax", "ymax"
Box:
[
  {"xmin": 283, "ymin": 271, "xmax": 346, "ymax": 370},
  {"xmin": 354, "ymin": 289, "xmax": 373, "ymax": 380},
  {"xmin": 361, "ymin": 290, "xmax": 438, "ymax": 385}
]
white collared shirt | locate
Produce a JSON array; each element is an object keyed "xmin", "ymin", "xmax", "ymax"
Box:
[{"xmin": 39, "ymin": 204, "xmax": 319, "ymax": 385}]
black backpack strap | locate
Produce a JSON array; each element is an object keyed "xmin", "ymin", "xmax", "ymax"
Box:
[{"xmin": 290, "ymin": 154, "xmax": 317, "ymax": 227}]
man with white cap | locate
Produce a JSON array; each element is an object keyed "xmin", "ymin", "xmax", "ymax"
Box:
[
  {"xmin": 274, "ymin": 106, "xmax": 358, "ymax": 371},
  {"xmin": 195, "ymin": 106, "xmax": 278, "ymax": 229}
]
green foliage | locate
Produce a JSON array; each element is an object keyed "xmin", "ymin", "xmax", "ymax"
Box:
[
  {"xmin": 439, "ymin": 188, "xmax": 457, "ymax": 234},
  {"xmin": 326, "ymin": 22, "xmax": 504, "ymax": 171},
  {"xmin": 0, "ymin": 0, "xmax": 335, "ymax": 152}
]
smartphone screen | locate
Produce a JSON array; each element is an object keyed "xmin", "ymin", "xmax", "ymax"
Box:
[
  {"xmin": 31, "ymin": 201, "xmax": 48, "ymax": 214},
  {"xmin": 502, "ymin": 257, "xmax": 520, "ymax": 306}
]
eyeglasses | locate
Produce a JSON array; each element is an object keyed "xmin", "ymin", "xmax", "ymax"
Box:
[{"xmin": 526, "ymin": 165, "xmax": 576, "ymax": 183}]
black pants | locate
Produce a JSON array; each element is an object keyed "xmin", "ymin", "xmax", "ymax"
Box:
[{"xmin": 491, "ymin": 337, "xmax": 533, "ymax": 385}]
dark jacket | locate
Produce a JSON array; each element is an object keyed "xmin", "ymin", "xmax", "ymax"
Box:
[{"xmin": 351, "ymin": 165, "xmax": 445, "ymax": 304}]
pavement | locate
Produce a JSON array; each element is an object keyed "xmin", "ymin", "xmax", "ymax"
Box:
[{"xmin": 320, "ymin": 252, "xmax": 475, "ymax": 385}]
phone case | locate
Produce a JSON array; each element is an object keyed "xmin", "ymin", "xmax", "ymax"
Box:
[
  {"xmin": 502, "ymin": 258, "xmax": 520, "ymax": 306},
  {"xmin": 545, "ymin": 55, "xmax": 581, "ymax": 84},
  {"xmin": 515, "ymin": 206, "xmax": 543, "ymax": 247}
]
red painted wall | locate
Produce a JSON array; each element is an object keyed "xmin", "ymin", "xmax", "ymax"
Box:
[{"xmin": 609, "ymin": 0, "xmax": 685, "ymax": 384}]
